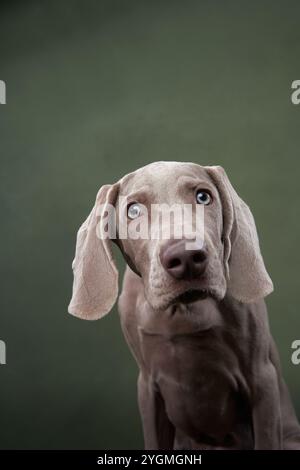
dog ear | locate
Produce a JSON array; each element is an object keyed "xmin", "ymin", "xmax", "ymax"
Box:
[
  {"xmin": 68, "ymin": 184, "xmax": 119, "ymax": 320},
  {"xmin": 206, "ymin": 166, "xmax": 273, "ymax": 303}
]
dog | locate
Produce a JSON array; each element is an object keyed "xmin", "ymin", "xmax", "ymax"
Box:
[{"xmin": 68, "ymin": 161, "xmax": 300, "ymax": 449}]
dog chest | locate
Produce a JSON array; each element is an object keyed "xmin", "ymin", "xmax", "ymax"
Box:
[{"xmin": 139, "ymin": 327, "xmax": 246, "ymax": 441}]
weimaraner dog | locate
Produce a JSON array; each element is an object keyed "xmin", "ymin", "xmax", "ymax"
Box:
[{"xmin": 68, "ymin": 161, "xmax": 300, "ymax": 450}]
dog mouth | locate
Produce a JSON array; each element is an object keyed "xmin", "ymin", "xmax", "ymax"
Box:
[{"xmin": 172, "ymin": 288, "xmax": 209, "ymax": 305}]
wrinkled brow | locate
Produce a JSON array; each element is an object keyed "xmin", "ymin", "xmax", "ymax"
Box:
[
  {"xmin": 177, "ymin": 175, "xmax": 216, "ymax": 192},
  {"xmin": 118, "ymin": 188, "xmax": 155, "ymax": 207}
]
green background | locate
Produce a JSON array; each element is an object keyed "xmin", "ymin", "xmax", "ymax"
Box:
[{"xmin": 0, "ymin": 0, "xmax": 300, "ymax": 449}]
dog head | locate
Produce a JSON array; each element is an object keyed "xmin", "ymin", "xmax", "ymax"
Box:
[{"xmin": 68, "ymin": 162, "xmax": 273, "ymax": 319}]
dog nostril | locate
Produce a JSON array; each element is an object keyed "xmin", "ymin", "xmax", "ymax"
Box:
[
  {"xmin": 167, "ymin": 258, "xmax": 181, "ymax": 269},
  {"xmin": 192, "ymin": 252, "xmax": 206, "ymax": 264}
]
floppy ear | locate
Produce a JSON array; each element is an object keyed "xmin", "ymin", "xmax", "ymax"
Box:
[
  {"xmin": 68, "ymin": 184, "xmax": 119, "ymax": 320},
  {"xmin": 206, "ymin": 166, "xmax": 273, "ymax": 303}
]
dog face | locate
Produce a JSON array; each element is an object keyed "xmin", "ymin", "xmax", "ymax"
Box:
[
  {"xmin": 68, "ymin": 162, "xmax": 273, "ymax": 320},
  {"xmin": 116, "ymin": 162, "xmax": 226, "ymax": 310}
]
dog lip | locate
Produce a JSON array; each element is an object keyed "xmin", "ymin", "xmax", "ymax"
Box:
[{"xmin": 172, "ymin": 288, "xmax": 209, "ymax": 305}]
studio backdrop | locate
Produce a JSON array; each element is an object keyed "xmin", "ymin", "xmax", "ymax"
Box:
[{"xmin": 0, "ymin": 0, "xmax": 300, "ymax": 449}]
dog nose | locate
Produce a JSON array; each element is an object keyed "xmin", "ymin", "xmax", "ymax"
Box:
[{"xmin": 160, "ymin": 240, "xmax": 207, "ymax": 280}]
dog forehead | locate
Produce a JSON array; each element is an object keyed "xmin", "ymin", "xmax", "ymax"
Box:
[{"xmin": 119, "ymin": 161, "xmax": 209, "ymax": 195}]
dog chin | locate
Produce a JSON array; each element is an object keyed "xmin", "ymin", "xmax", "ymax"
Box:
[
  {"xmin": 149, "ymin": 286, "xmax": 222, "ymax": 311},
  {"xmin": 172, "ymin": 288, "xmax": 210, "ymax": 304}
]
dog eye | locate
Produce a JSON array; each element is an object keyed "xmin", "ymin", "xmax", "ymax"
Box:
[
  {"xmin": 127, "ymin": 203, "xmax": 141, "ymax": 219},
  {"xmin": 196, "ymin": 190, "xmax": 211, "ymax": 205}
]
